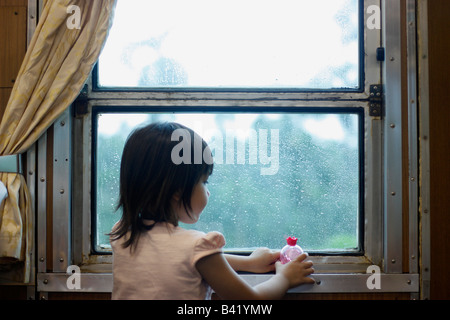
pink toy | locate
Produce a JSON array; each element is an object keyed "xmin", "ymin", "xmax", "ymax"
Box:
[{"xmin": 280, "ymin": 236, "xmax": 304, "ymax": 264}]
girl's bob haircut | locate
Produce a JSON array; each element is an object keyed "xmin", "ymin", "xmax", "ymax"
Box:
[{"xmin": 109, "ymin": 122, "xmax": 214, "ymax": 251}]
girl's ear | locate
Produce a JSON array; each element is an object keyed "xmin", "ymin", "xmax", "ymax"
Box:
[{"xmin": 172, "ymin": 190, "xmax": 181, "ymax": 202}]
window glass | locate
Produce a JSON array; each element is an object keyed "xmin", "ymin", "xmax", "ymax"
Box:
[
  {"xmin": 94, "ymin": 110, "xmax": 362, "ymax": 253},
  {"xmin": 97, "ymin": 0, "xmax": 360, "ymax": 89}
]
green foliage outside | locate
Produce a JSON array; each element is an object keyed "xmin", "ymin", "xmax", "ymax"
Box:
[{"xmin": 95, "ymin": 112, "xmax": 361, "ymax": 253}]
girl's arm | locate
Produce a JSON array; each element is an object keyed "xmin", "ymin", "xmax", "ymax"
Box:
[
  {"xmin": 224, "ymin": 247, "xmax": 280, "ymax": 273},
  {"xmin": 196, "ymin": 252, "xmax": 314, "ymax": 300}
]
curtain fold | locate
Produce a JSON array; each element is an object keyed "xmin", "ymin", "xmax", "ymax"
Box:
[{"xmin": 0, "ymin": 0, "xmax": 116, "ymax": 283}]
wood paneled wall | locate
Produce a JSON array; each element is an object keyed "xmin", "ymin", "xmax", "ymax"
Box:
[
  {"xmin": 0, "ymin": 0, "xmax": 28, "ymax": 299},
  {"xmin": 427, "ymin": 0, "xmax": 450, "ymax": 301},
  {"xmin": 0, "ymin": 0, "xmax": 27, "ymax": 120}
]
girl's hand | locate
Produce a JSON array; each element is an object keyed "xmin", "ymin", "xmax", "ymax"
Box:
[
  {"xmin": 246, "ymin": 247, "xmax": 280, "ymax": 273},
  {"xmin": 274, "ymin": 253, "xmax": 315, "ymax": 288},
  {"xmin": 223, "ymin": 247, "xmax": 279, "ymax": 273}
]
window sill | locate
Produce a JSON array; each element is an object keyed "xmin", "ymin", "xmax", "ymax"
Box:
[
  {"xmin": 36, "ymin": 271, "xmax": 419, "ymax": 295},
  {"xmin": 80, "ymin": 254, "xmax": 378, "ymax": 274}
]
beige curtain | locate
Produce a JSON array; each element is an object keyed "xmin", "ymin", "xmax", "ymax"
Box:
[{"xmin": 0, "ymin": 0, "xmax": 116, "ymax": 283}]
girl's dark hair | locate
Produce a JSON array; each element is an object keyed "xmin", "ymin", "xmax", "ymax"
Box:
[{"xmin": 109, "ymin": 122, "xmax": 213, "ymax": 251}]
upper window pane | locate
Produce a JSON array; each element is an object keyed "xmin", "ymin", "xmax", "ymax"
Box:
[{"xmin": 97, "ymin": 0, "xmax": 360, "ymax": 89}]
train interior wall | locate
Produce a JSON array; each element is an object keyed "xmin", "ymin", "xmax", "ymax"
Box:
[{"xmin": 0, "ymin": 0, "xmax": 449, "ymax": 300}]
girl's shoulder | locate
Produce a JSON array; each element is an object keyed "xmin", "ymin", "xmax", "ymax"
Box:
[
  {"xmin": 189, "ymin": 230, "xmax": 225, "ymax": 265},
  {"xmin": 193, "ymin": 230, "xmax": 226, "ymax": 251}
]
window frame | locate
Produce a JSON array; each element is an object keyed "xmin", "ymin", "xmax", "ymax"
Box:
[
  {"xmin": 82, "ymin": 0, "xmax": 381, "ymax": 272},
  {"xmin": 79, "ymin": 0, "xmax": 382, "ymax": 271},
  {"xmin": 34, "ymin": 0, "xmax": 421, "ymax": 295}
]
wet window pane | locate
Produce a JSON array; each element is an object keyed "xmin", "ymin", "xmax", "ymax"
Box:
[
  {"xmin": 97, "ymin": 0, "xmax": 360, "ymax": 89},
  {"xmin": 94, "ymin": 110, "xmax": 362, "ymax": 253}
]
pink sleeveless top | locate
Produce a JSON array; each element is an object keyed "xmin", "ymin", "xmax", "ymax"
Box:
[{"xmin": 111, "ymin": 222, "xmax": 225, "ymax": 300}]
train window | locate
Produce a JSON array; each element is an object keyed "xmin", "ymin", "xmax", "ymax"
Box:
[
  {"xmin": 96, "ymin": 0, "xmax": 360, "ymax": 90},
  {"xmin": 92, "ymin": 108, "xmax": 363, "ymax": 253},
  {"xmin": 80, "ymin": 0, "xmax": 382, "ymax": 263}
]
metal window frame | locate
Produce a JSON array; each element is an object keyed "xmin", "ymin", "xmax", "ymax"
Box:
[
  {"xmin": 381, "ymin": 0, "xmax": 403, "ymax": 274},
  {"xmin": 34, "ymin": 0, "xmax": 425, "ymax": 296},
  {"xmin": 76, "ymin": 0, "xmax": 384, "ymax": 268}
]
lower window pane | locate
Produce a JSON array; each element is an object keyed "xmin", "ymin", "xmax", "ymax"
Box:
[{"xmin": 94, "ymin": 108, "xmax": 363, "ymax": 253}]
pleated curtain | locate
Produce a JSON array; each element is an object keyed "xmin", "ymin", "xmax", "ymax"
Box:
[{"xmin": 0, "ymin": 0, "xmax": 117, "ymax": 282}]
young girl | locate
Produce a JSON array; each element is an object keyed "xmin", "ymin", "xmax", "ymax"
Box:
[{"xmin": 109, "ymin": 122, "xmax": 314, "ymax": 300}]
